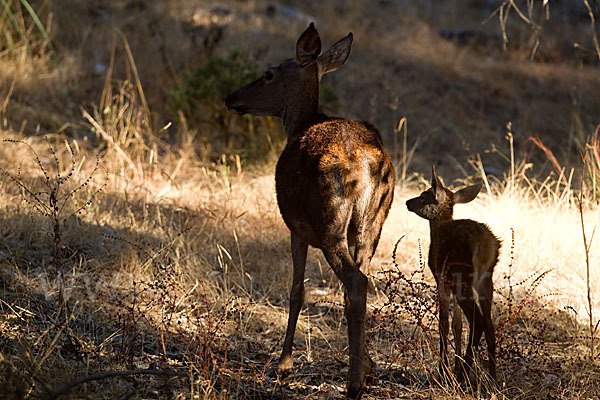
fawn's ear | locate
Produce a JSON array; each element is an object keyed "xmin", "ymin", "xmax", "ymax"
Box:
[
  {"xmin": 296, "ymin": 22, "xmax": 322, "ymax": 67},
  {"xmin": 431, "ymin": 165, "xmax": 447, "ymax": 202},
  {"xmin": 454, "ymin": 183, "xmax": 482, "ymax": 204},
  {"xmin": 431, "ymin": 165, "xmax": 444, "ymax": 192},
  {"xmin": 318, "ymin": 32, "xmax": 353, "ymax": 77}
]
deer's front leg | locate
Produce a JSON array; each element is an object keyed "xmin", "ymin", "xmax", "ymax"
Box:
[{"xmin": 278, "ymin": 234, "xmax": 308, "ymax": 372}]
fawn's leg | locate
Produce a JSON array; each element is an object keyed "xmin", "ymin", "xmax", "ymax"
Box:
[
  {"xmin": 476, "ymin": 275, "xmax": 497, "ymax": 381},
  {"xmin": 438, "ymin": 292, "xmax": 451, "ymax": 379},
  {"xmin": 457, "ymin": 297, "xmax": 484, "ymax": 379},
  {"xmin": 278, "ymin": 234, "xmax": 308, "ymax": 372},
  {"xmin": 451, "ymin": 298, "xmax": 465, "ymax": 381}
]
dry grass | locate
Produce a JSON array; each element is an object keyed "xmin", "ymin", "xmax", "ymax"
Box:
[
  {"xmin": 0, "ymin": 135, "xmax": 597, "ymax": 398},
  {"xmin": 1, "ymin": 0, "xmax": 599, "ymax": 399}
]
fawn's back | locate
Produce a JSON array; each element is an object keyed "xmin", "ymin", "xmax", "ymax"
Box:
[{"xmin": 430, "ymin": 219, "xmax": 500, "ymax": 291}]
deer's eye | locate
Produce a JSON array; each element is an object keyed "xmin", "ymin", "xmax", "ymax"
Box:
[{"xmin": 264, "ymin": 70, "xmax": 274, "ymax": 82}]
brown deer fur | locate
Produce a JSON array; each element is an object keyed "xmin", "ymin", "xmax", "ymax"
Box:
[
  {"xmin": 405, "ymin": 167, "xmax": 500, "ymax": 382},
  {"xmin": 225, "ymin": 23, "xmax": 395, "ymax": 399}
]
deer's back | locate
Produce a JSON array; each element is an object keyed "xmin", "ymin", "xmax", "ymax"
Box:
[
  {"xmin": 429, "ymin": 219, "xmax": 500, "ymax": 278},
  {"xmin": 275, "ymin": 117, "xmax": 394, "ymax": 248}
]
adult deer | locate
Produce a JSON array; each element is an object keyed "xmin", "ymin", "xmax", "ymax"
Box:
[
  {"xmin": 225, "ymin": 23, "xmax": 395, "ymax": 398},
  {"xmin": 405, "ymin": 167, "xmax": 499, "ymax": 383}
]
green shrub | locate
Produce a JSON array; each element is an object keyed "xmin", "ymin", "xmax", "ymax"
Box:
[{"xmin": 169, "ymin": 50, "xmax": 283, "ymax": 161}]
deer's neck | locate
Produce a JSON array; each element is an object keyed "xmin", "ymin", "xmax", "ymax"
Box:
[
  {"xmin": 282, "ymin": 104, "xmax": 318, "ymax": 138},
  {"xmin": 282, "ymin": 73, "xmax": 320, "ymax": 139},
  {"xmin": 429, "ymin": 209, "xmax": 454, "ymax": 240}
]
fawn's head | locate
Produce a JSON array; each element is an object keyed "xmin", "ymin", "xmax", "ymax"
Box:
[
  {"xmin": 406, "ymin": 166, "xmax": 482, "ymax": 222},
  {"xmin": 225, "ymin": 23, "xmax": 352, "ymax": 119}
]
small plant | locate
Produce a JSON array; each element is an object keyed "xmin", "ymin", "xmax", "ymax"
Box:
[
  {"xmin": 101, "ymin": 230, "xmax": 235, "ymax": 396},
  {"xmin": 369, "ymin": 237, "xmax": 439, "ymax": 381},
  {"xmin": 0, "ymin": 137, "xmax": 106, "ymax": 273},
  {"xmin": 492, "ymin": 229, "xmax": 561, "ymax": 387},
  {"xmin": 577, "ymin": 195, "xmax": 598, "ymax": 360}
]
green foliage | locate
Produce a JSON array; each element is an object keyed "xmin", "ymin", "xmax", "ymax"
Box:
[
  {"xmin": 169, "ymin": 50, "xmax": 283, "ymax": 161},
  {"xmin": 171, "ymin": 50, "xmax": 260, "ymax": 113},
  {"xmin": 0, "ymin": 0, "xmax": 56, "ymax": 61},
  {"xmin": 168, "ymin": 49, "xmax": 260, "ymax": 128}
]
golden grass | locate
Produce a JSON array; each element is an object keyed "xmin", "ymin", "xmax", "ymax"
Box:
[{"xmin": 0, "ymin": 134, "xmax": 597, "ymax": 398}]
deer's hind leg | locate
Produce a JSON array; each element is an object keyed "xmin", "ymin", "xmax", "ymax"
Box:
[
  {"xmin": 321, "ymin": 238, "xmax": 368, "ymax": 399},
  {"xmin": 473, "ymin": 247, "xmax": 497, "ymax": 381},
  {"xmin": 349, "ymin": 181, "xmax": 394, "ymax": 378},
  {"xmin": 456, "ymin": 296, "xmax": 485, "ymax": 383},
  {"xmin": 451, "ymin": 297, "xmax": 465, "ymax": 381},
  {"xmin": 437, "ymin": 287, "xmax": 453, "ymax": 380},
  {"xmin": 348, "ymin": 227, "xmax": 380, "ymax": 377},
  {"xmin": 316, "ymin": 198, "xmax": 369, "ymax": 399},
  {"xmin": 475, "ymin": 274, "xmax": 496, "ymax": 381}
]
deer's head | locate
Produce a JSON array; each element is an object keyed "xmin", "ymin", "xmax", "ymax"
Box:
[
  {"xmin": 225, "ymin": 23, "xmax": 353, "ymax": 119},
  {"xmin": 406, "ymin": 166, "xmax": 482, "ymax": 222}
]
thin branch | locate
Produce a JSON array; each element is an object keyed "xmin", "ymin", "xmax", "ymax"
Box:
[
  {"xmin": 45, "ymin": 369, "xmax": 189, "ymax": 400},
  {"xmin": 4, "ymin": 139, "xmax": 52, "ymax": 189},
  {"xmin": 508, "ymin": 0, "xmax": 539, "ymax": 27},
  {"xmin": 578, "ymin": 194, "xmax": 595, "ymax": 360},
  {"xmin": 0, "ymin": 166, "xmax": 51, "ymax": 215}
]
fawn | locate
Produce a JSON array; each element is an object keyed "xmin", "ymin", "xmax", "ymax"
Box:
[
  {"xmin": 405, "ymin": 167, "xmax": 500, "ymax": 383},
  {"xmin": 225, "ymin": 23, "xmax": 395, "ymax": 399}
]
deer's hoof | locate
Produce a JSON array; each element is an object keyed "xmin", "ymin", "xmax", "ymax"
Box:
[
  {"xmin": 364, "ymin": 355, "xmax": 376, "ymax": 375},
  {"xmin": 346, "ymin": 383, "xmax": 365, "ymax": 400},
  {"xmin": 364, "ymin": 359, "xmax": 378, "ymax": 384},
  {"xmin": 454, "ymin": 360, "xmax": 467, "ymax": 383},
  {"xmin": 276, "ymin": 355, "xmax": 294, "ymax": 375}
]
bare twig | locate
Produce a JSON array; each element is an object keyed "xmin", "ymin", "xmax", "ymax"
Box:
[
  {"xmin": 577, "ymin": 194, "xmax": 596, "ymax": 360},
  {"xmin": 45, "ymin": 369, "xmax": 189, "ymax": 400}
]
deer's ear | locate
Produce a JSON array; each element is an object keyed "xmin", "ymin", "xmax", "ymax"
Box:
[
  {"xmin": 431, "ymin": 165, "xmax": 443, "ymax": 193},
  {"xmin": 296, "ymin": 22, "xmax": 322, "ymax": 67},
  {"xmin": 431, "ymin": 166, "xmax": 447, "ymax": 202},
  {"xmin": 454, "ymin": 183, "xmax": 482, "ymax": 204},
  {"xmin": 318, "ymin": 32, "xmax": 353, "ymax": 76}
]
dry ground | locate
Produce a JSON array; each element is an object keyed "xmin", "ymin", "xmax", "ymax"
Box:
[{"xmin": 0, "ymin": 0, "xmax": 599, "ymax": 399}]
